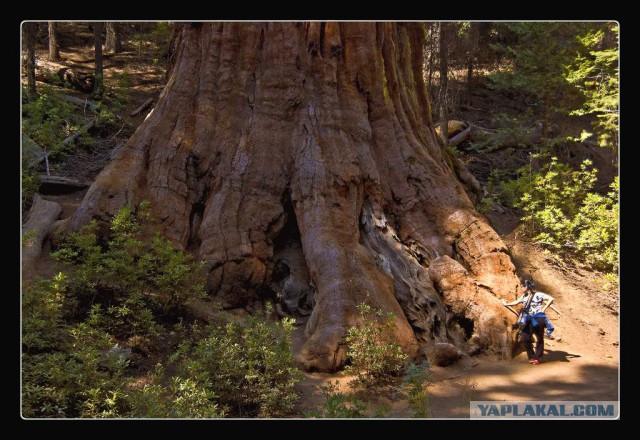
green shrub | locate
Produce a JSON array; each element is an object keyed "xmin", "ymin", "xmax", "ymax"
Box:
[
  {"xmin": 518, "ymin": 158, "xmax": 618, "ymax": 272},
  {"xmin": 130, "ymin": 363, "xmax": 224, "ymax": 419},
  {"xmin": 478, "ymin": 166, "xmax": 532, "ymax": 213},
  {"xmin": 22, "ymin": 302, "xmax": 130, "ymax": 418},
  {"xmin": 22, "ymin": 85, "xmax": 80, "ymax": 157},
  {"xmin": 170, "ymin": 312, "xmax": 302, "ymax": 417},
  {"xmin": 471, "ymin": 114, "xmax": 534, "ymax": 152},
  {"xmin": 566, "ymin": 24, "xmax": 618, "ymax": 151},
  {"xmin": 344, "ymin": 302, "xmax": 409, "ymax": 387},
  {"xmin": 307, "ymin": 381, "xmax": 367, "ymax": 418},
  {"xmin": 52, "ymin": 202, "xmax": 205, "ymax": 322},
  {"xmin": 23, "ymin": 203, "xmax": 207, "ymax": 418},
  {"xmin": 23, "ymin": 203, "xmax": 305, "ymax": 418},
  {"xmin": 22, "ymin": 273, "xmax": 68, "ymax": 352},
  {"xmin": 402, "ymin": 361, "xmax": 433, "ymax": 418},
  {"xmin": 21, "ymin": 168, "xmax": 38, "ymax": 210}
]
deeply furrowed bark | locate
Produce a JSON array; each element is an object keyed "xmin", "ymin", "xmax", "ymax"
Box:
[{"xmin": 68, "ymin": 22, "xmax": 519, "ymax": 371}]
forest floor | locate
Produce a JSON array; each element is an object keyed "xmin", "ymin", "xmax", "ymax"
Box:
[{"xmin": 24, "ymin": 27, "xmax": 619, "ymax": 418}]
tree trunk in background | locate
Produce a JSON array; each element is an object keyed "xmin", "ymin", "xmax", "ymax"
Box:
[
  {"xmin": 426, "ymin": 23, "xmax": 436, "ymax": 95},
  {"xmin": 93, "ymin": 22, "xmax": 104, "ymax": 98},
  {"xmin": 68, "ymin": 23, "xmax": 520, "ymax": 372},
  {"xmin": 24, "ymin": 22, "xmax": 37, "ymax": 100},
  {"xmin": 438, "ymin": 23, "xmax": 450, "ymax": 144},
  {"xmin": 466, "ymin": 22, "xmax": 479, "ymax": 101},
  {"xmin": 105, "ymin": 22, "xmax": 122, "ymax": 53},
  {"xmin": 48, "ymin": 21, "xmax": 60, "ymax": 61}
]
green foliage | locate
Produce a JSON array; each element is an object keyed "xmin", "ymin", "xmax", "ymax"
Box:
[
  {"xmin": 601, "ymin": 272, "xmax": 619, "ymax": 292},
  {"xmin": 489, "ymin": 23, "xmax": 584, "ymax": 115},
  {"xmin": 23, "ymin": 203, "xmax": 210, "ymax": 418},
  {"xmin": 130, "ymin": 363, "xmax": 224, "ymax": 419},
  {"xmin": 21, "ymin": 168, "xmax": 39, "ymax": 210},
  {"xmin": 566, "ymin": 23, "xmax": 619, "ymax": 150},
  {"xmin": 519, "ymin": 158, "xmax": 618, "ymax": 272},
  {"xmin": 22, "ymin": 273, "xmax": 68, "ymax": 352},
  {"xmin": 22, "ymin": 85, "xmax": 79, "ymax": 157},
  {"xmin": 52, "ymin": 202, "xmax": 205, "ymax": 322},
  {"xmin": 572, "ymin": 176, "xmax": 619, "ymax": 270},
  {"xmin": 307, "ymin": 381, "xmax": 368, "ymax": 418},
  {"xmin": 470, "ymin": 114, "xmax": 536, "ymax": 152},
  {"xmin": 402, "ymin": 361, "xmax": 433, "ymax": 418},
  {"xmin": 344, "ymin": 302, "xmax": 409, "ymax": 388},
  {"xmin": 22, "ymin": 292, "xmax": 131, "ymax": 417},
  {"xmin": 479, "ymin": 161, "xmax": 534, "ymax": 213},
  {"xmin": 151, "ymin": 22, "xmax": 172, "ymax": 43},
  {"xmin": 103, "ymin": 70, "xmax": 132, "ymax": 116},
  {"xmin": 170, "ymin": 313, "xmax": 302, "ymax": 417}
]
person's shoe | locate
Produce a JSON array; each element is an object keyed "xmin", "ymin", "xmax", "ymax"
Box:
[
  {"xmin": 529, "ymin": 358, "xmax": 538, "ymax": 364},
  {"xmin": 547, "ymin": 330, "xmax": 554, "ymax": 338},
  {"xmin": 531, "ymin": 359, "xmax": 541, "ymax": 365}
]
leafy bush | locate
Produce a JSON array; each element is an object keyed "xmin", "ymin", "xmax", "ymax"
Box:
[
  {"xmin": 21, "ymin": 167, "xmax": 38, "ymax": 210},
  {"xmin": 470, "ymin": 114, "xmax": 535, "ymax": 153},
  {"xmin": 52, "ymin": 202, "xmax": 205, "ymax": 324},
  {"xmin": 23, "ymin": 203, "xmax": 208, "ymax": 417},
  {"xmin": 130, "ymin": 364, "xmax": 223, "ymax": 419},
  {"xmin": 402, "ymin": 361, "xmax": 433, "ymax": 418},
  {"xmin": 22, "ymin": 85, "xmax": 80, "ymax": 158},
  {"xmin": 24, "ymin": 203, "xmax": 302, "ymax": 418},
  {"xmin": 170, "ymin": 311, "xmax": 302, "ymax": 417},
  {"xmin": 307, "ymin": 381, "xmax": 367, "ymax": 418},
  {"xmin": 566, "ymin": 24, "xmax": 618, "ymax": 151},
  {"xmin": 518, "ymin": 158, "xmax": 618, "ymax": 272},
  {"xmin": 22, "ymin": 273, "xmax": 68, "ymax": 352},
  {"xmin": 22, "ymin": 293, "xmax": 131, "ymax": 418},
  {"xmin": 478, "ymin": 165, "xmax": 532, "ymax": 213},
  {"xmin": 344, "ymin": 302, "xmax": 409, "ymax": 387},
  {"xmin": 478, "ymin": 155, "xmax": 618, "ymax": 273}
]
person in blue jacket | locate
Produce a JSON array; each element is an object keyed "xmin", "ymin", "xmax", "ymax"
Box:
[{"xmin": 503, "ymin": 280, "xmax": 555, "ymax": 364}]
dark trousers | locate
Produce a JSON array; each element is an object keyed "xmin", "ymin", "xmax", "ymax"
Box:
[{"xmin": 521, "ymin": 319, "xmax": 545, "ymax": 359}]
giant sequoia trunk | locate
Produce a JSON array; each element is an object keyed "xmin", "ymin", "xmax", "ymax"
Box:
[{"xmin": 68, "ymin": 22, "xmax": 520, "ymax": 371}]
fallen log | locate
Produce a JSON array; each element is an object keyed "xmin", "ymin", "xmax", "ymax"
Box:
[
  {"xmin": 57, "ymin": 120, "xmax": 96, "ymax": 149},
  {"xmin": 435, "ymin": 120, "xmax": 468, "ymax": 143},
  {"xmin": 38, "ymin": 175, "xmax": 89, "ymax": 194},
  {"xmin": 61, "ymin": 94, "xmax": 98, "ymax": 112},
  {"xmin": 36, "ymin": 65, "xmax": 95, "ymax": 93},
  {"xmin": 448, "ymin": 126, "xmax": 472, "ymax": 148},
  {"xmin": 130, "ymin": 98, "xmax": 154, "ymax": 117},
  {"xmin": 22, "ymin": 194, "xmax": 62, "ymax": 283}
]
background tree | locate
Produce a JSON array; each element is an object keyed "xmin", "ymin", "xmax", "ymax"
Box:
[
  {"xmin": 438, "ymin": 22, "xmax": 450, "ymax": 142},
  {"xmin": 48, "ymin": 21, "xmax": 60, "ymax": 61},
  {"xmin": 488, "ymin": 23, "xmax": 586, "ymax": 140},
  {"xmin": 566, "ymin": 23, "xmax": 619, "ymax": 160},
  {"xmin": 93, "ymin": 22, "xmax": 104, "ymax": 98},
  {"xmin": 105, "ymin": 22, "xmax": 122, "ymax": 54},
  {"xmin": 23, "ymin": 22, "xmax": 38, "ymax": 100}
]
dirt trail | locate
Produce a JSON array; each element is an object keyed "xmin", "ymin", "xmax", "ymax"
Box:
[{"xmin": 292, "ymin": 232, "xmax": 619, "ymax": 418}]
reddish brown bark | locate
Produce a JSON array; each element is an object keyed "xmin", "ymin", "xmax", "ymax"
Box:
[{"xmin": 68, "ymin": 22, "xmax": 520, "ymax": 371}]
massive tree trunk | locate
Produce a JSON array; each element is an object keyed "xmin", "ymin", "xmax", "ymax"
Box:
[{"xmin": 67, "ymin": 22, "xmax": 520, "ymax": 372}]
